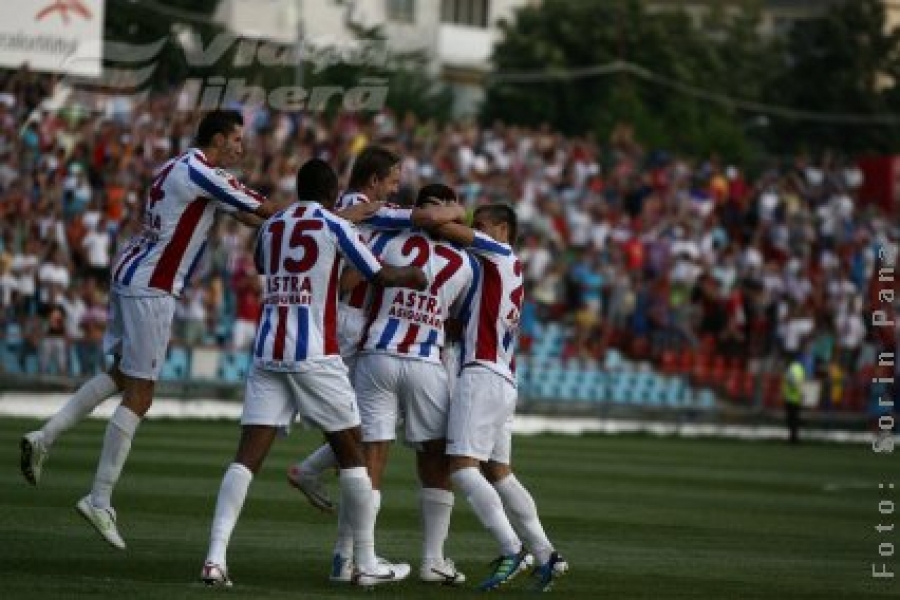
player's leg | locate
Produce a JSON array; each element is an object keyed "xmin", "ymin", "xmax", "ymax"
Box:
[
  {"xmin": 354, "ymin": 352, "xmax": 400, "ymax": 511},
  {"xmin": 447, "ymin": 367, "xmax": 529, "ymax": 590},
  {"xmin": 404, "ymin": 360, "xmax": 463, "ymax": 583},
  {"xmin": 415, "ymin": 440, "xmax": 463, "ymax": 584},
  {"xmin": 285, "ymin": 352, "xmax": 356, "ymax": 511},
  {"xmin": 287, "ymin": 442, "xmax": 337, "ymax": 512},
  {"xmin": 300, "ymin": 357, "xmax": 408, "ymax": 587},
  {"xmin": 203, "ymin": 366, "xmax": 291, "ymax": 585},
  {"xmin": 486, "ymin": 462, "xmax": 569, "ymax": 591},
  {"xmin": 77, "ymin": 294, "xmax": 175, "ymax": 549},
  {"xmin": 482, "ymin": 383, "xmax": 568, "ymax": 591},
  {"xmin": 20, "ymin": 294, "xmax": 127, "ymax": 486},
  {"xmin": 202, "ymin": 424, "xmax": 279, "ymax": 587}
]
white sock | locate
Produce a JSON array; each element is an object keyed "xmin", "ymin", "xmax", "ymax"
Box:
[
  {"xmin": 296, "ymin": 443, "xmax": 337, "ymax": 476},
  {"xmin": 340, "ymin": 467, "xmax": 377, "ymax": 573},
  {"xmin": 334, "ymin": 487, "xmax": 382, "ymax": 559},
  {"xmin": 451, "ymin": 467, "xmax": 520, "ymax": 556},
  {"xmin": 334, "ymin": 489, "xmax": 354, "ymax": 558},
  {"xmin": 42, "ymin": 373, "xmax": 117, "ymax": 446},
  {"xmin": 373, "ymin": 489, "xmax": 382, "ymax": 515},
  {"xmin": 89, "ymin": 405, "xmax": 140, "ymax": 509},
  {"xmin": 420, "ymin": 487, "xmax": 454, "ymax": 564},
  {"xmin": 207, "ymin": 462, "xmax": 253, "ymax": 568},
  {"xmin": 494, "ymin": 474, "xmax": 554, "ymax": 564}
]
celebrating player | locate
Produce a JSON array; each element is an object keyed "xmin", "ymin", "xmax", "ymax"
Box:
[
  {"xmin": 20, "ymin": 110, "xmax": 290, "ymax": 549},
  {"xmin": 285, "ymin": 147, "xmax": 463, "ymax": 521},
  {"xmin": 345, "ymin": 184, "xmax": 475, "ymax": 584},
  {"xmin": 437, "ymin": 204, "xmax": 569, "ymax": 592},
  {"xmin": 200, "ymin": 158, "xmax": 426, "ymax": 588}
]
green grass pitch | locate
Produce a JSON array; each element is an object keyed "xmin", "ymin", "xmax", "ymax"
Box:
[{"xmin": 0, "ymin": 416, "xmax": 895, "ymax": 599}]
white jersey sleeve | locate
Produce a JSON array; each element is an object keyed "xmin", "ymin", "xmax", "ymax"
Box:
[
  {"xmin": 186, "ymin": 151, "xmax": 266, "ymax": 214},
  {"xmin": 111, "ymin": 149, "xmax": 266, "ymax": 297},
  {"xmin": 323, "ymin": 212, "xmax": 383, "ymax": 280}
]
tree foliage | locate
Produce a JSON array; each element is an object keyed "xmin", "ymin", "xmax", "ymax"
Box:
[
  {"xmin": 483, "ymin": 0, "xmax": 900, "ymax": 157},
  {"xmin": 103, "ymin": 0, "xmax": 224, "ymax": 89},
  {"xmin": 764, "ymin": 0, "xmax": 900, "ymax": 154}
]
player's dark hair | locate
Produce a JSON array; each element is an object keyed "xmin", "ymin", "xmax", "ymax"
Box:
[
  {"xmin": 415, "ymin": 183, "xmax": 457, "ymax": 208},
  {"xmin": 195, "ymin": 110, "xmax": 244, "ymax": 147},
  {"xmin": 474, "ymin": 203, "xmax": 518, "ymax": 244},
  {"xmin": 296, "ymin": 158, "xmax": 339, "ymax": 205},
  {"xmin": 348, "ymin": 145, "xmax": 400, "ymax": 189}
]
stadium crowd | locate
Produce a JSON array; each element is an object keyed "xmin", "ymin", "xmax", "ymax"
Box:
[{"xmin": 0, "ymin": 69, "xmax": 897, "ymax": 412}]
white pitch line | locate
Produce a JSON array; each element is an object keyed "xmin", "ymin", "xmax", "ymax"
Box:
[{"xmin": 0, "ymin": 392, "xmax": 888, "ymax": 444}]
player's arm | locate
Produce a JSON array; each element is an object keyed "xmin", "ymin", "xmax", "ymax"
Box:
[
  {"xmin": 361, "ymin": 203, "xmax": 466, "ymax": 231},
  {"xmin": 373, "ymin": 264, "xmax": 427, "ymax": 291},
  {"xmin": 335, "ymin": 201, "xmax": 385, "ymax": 224},
  {"xmin": 411, "ymin": 203, "xmax": 466, "ymax": 228},
  {"xmin": 340, "ymin": 266, "xmax": 365, "ymax": 293},
  {"xmin": 436, "ymin": 224, "xmax": 513, "ymax": 258},
  {"xmin": 329, "ymin": 215, "xmax": 426, "ymax": 291},
  {"xmin": 187, "ymin": 154, "xmax": 289, "ymax": 221}
]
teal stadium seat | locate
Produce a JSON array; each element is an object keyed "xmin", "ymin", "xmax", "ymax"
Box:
[
  {"xmin": 160, "ymin": 347, "xmax": 190, "ymax": 381},
  {"xmin": 219, "ymin": 351, "xmax": 252, "ymax": 384}
]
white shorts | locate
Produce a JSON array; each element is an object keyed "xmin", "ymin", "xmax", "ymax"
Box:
[
  {"xmin": 442, "ymin": 343, "xmax": 461, "ymax": 398},
  {"xmin": 337, "ymin": 305, "xmax": 366, "ymax": 358},
  {"xmin": 241, "ymin": 357, "xmax": 360, "ymax": 434},
  {"xmin": 342, "ymin": 353, "xmax": 359, "ymax": 381},
  {"xmin": 103, "ymin": 290, "xmax": 176, "ymax": 381},
  {"xmin": 447, "ymin": 366, "xmax": 516, "ymax": 464},
  {"xmin": 353, "ymin": 352, "xmax": 449, "ymax": 445}
]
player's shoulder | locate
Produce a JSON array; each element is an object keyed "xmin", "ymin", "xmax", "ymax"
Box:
[{"xmin": 336, "ymin": 191, "xmax": 369, "ymax": 210}]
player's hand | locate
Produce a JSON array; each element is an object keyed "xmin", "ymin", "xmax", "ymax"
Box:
[
  {"xmin": 375, "ymin": 265, "xmax": 428, "ymax": 291},
  {"xmin": 336, "ymin": 201, "xmax": 385, "ymax": 223},
  {"xmin": 402, "ymin": 266, "xmax": 428, "ymax": 291}
]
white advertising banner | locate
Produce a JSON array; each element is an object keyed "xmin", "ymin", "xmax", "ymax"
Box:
[{"xmin": 0, "ymin": 0, "xmax": 105, "ymax": 77}]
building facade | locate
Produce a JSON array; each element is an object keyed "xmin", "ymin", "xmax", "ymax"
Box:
[{"xmin": 214, "ymin": 0, "xmax": 532, "ymax": 115}]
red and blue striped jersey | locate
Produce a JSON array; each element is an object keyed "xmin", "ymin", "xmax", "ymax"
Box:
[
  {"xmin": 359, "ymin": 229, "xmax": 476, "ymax": 363},
  {"xmin": 460, "ymin": 232, "xmax": 523, "ymax": 384},
  {"xmin": 252, "ymin": 202, "xmax": 383, "ymax": 371},
  {"xmin": 112, "ymin": 148, "xmax": 264, "ymax": 297},
  {"xmin": 336, "ymin": 192, "xmax": 414, "ymax": 310}
]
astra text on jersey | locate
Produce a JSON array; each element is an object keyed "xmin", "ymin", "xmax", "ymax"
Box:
[
  {"xmin": 360, "ymin": 230, "xmax": 475, "ymax": 363},
  {"xmin": 253, "ymin": 202, "xmax": 382, "ymax": 371}
]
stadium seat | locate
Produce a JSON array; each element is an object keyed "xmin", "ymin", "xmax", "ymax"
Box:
[
  {"xmin": 22, "ymin": 354, "xmax": 38, "ymax": 375},
  {"xmin": 696, "ymin": 389, "xmax": 716, "ymax": 409},
  {"xmin": 160, "ymin": 347, "xmax": 190, "ymax": 381},
  {"xmin": 190, "ymin": 347, "xmax": 221, "ymax": 380},
  {"xmin": 219, "ymin": 351, "xmax": 252, "ymax": 384},
  {"xmin": 0, "ymin": 343, "xmax": 20, "ymax": 374}
]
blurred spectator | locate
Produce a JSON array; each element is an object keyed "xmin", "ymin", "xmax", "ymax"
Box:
[
  {"xmin": 78, "ymin": 284, "xmax": 107, "ymax": 375},
  {"xmin": 0, "ymin": 68, "xmax": 893, "ymax": 417},
  {"xmin": 39, "ymin": 299, "xmax": 68, "ymax": 375},
  {"xmin": 176, "ymin": 287, "xmax": 210, "ymax": 348},
  {"xmin": 37, "ymin": 245, "xmax": 71, "ymax": 315},
  {"xmin": 12, "ymin": 238, "xmax": 41, "ymax": 317},
  {"xmin": 231, "ymin": 252, "xmax": 261, "ymax": 351}
]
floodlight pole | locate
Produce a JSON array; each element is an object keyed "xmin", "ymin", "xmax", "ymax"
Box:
[{"xmin": 294, "ymin": 0, "xmax": 304, "ymax": 88}]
